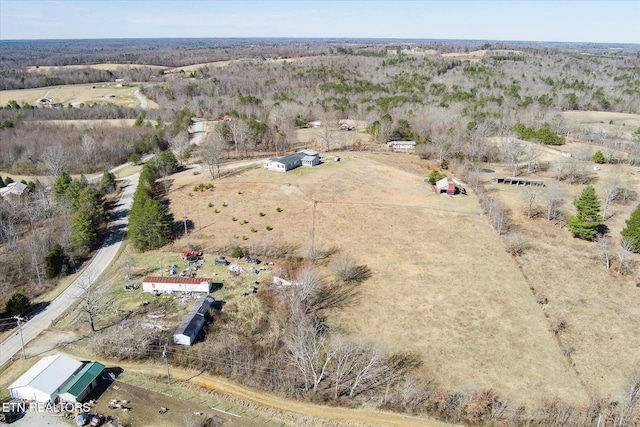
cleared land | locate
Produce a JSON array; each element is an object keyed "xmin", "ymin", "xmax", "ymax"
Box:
[
  {"xmin": 0, "ymin": 83, "xmax": 155, "ymax": 108},
  {"xmin": 26, "ymin": 63, "xmax": 167, "ymax": 72},
  {"xmin": 160, "ymin": 152, "xmax": 587, "ymax": 405}
]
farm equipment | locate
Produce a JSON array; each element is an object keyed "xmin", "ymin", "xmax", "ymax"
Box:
[{"xmin": 214, "ymin": 256, "xmax": 229, "ymax": 266}]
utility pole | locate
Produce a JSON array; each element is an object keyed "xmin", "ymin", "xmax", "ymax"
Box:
[
  {"xmin": 162, "ymin": 343, "xmax": 171, "ymax": 385},
  {"xmin": 183, "ymin": 206, "xmax": 188, "ymax": 238},
  {"xmin": 14, "ymin": 316, "xmax": 26, "ymax": 360}
]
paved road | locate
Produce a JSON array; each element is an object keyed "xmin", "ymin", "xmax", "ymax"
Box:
[{"xmin": 0, "ymin": 173, "xmax": 140, "ymax": 366}]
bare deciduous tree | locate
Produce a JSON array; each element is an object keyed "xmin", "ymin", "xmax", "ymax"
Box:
[
  {"xmin": 522, "ymin": 185, "xmax": 541, "ymax": 219},
  {"xmin": 76, "ymin": 272, "xmax": 103, "ymax": 332},
  {"xmin": 617, "ymin": 237, "xmax": 635, "ymax": 275},
  {"xmin": 501, "ymin": 138, "xmax": 525, "ymax": 176},
  {"xmin": 81, "ymin": 135, "xmax": 97, "ymax": 166},
  {"xmin": 41, "ymin": 145, "xmax": 66, "ymax": 177},
  {"xmin": 201, "ymin": 129, "xmax": 226, "ymax": 180},
  {"xmin": 602, "ymin": 174, "xmax": 619, "ymax": 220},
  {"xmin": 284, "ymin": 317, "xmax": 334, "ymax": 394},
  {"xmin": 544, "ymin": 182, "xmax": 564, "ymax": 221},
  {"xmin": 330, "ymin": 253, "xmax": 371, "ymax": 283},
  {"xmin": 227, "ymin": 119, "xmax": 250, "ymax": 158},
  {"xmin": 595, "ymin": 235, "xmax": 613, "ymax": 270},
  {"xmin": 169, "ymin": 131, "xmax": 191, "ymax": 164},
  {"xmin": 619, "ymin": 370, "xmax": 640, "ymax": 427}
]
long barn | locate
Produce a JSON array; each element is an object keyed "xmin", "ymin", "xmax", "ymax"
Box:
[{"xmin": 142, "ymin": 276, "xmax": 214, "ymax": 294}]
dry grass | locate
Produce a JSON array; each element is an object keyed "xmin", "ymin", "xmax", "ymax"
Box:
[
  {"xmin": 480, "ymin": 148, "xmax": 640, "ymax": 400},
  {"xmin": 26, "ymin": 63, "xmax": 166, "ymax": 72},
  {"xmin": 0, "ymin": 83, "xmax": 146, "ymax": 108},
  {"xmin": 560, "ymin": 111, "xmax": 640, "ymax": 140},
  {"xmin": 159, "ymin": 152, "xmax": 587, "ymax": 406}
]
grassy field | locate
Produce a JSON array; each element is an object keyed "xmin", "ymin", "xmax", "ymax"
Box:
[
  {"xmin": 26, "ymin": 63, "xmax": 167, "ymax": 72},
  {"xmin": 0, "ymin": 83, "xmax": 144, "ymax": 108},
  {"xmin": 560, "ymin": 111, "xmax": 640, "ymax": 140},
  {"xmin": 153, "ymin": 152, "xmax": 594, "ymax": 406}
]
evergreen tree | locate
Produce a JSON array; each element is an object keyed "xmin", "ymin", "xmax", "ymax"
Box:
[
  {"xmin": 155, "ymin": 149, "xmax": 179, "ymax": 177},
  {"xmin": 592, "ymin": 150, "xmax": 606, "ymax": 164},
  {"xmin": 99, "ymin": 170, "xmax": 117, "ymax": 195},
  {"xmin": 568, "ymin": 186, "xmax": 602, "ymax": 240},
  {"xmin": 6, "ymin": 288, "xmax": 30, "ymax": 316},
  {"xmin": 128, "ymin": 197, "xmax": 172, "ymax": 251},
  {"xmin": 44, "ymin": 243, "xmax": 69, "ymax": 279},
  {"xmin": 53, "ymin": 171, "xmax": 72, "ymax": 203},
  {"xmin": 65, "ymin": 177, "xmax": 89, "ymax": 212},
  {"xmin": 71, "ymin": 209, "xmax": 98, "ymax": 252},
  {"xmin": 621, "ymin": 203, "xmax": 640, "ymax": 253}
]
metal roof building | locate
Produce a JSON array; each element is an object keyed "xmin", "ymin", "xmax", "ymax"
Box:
[
  {"xmin": 173, "ymin": 295, "xmax": 215, "ymax": 346},
  {"xmin": 58, "ymin": 361, "xmax": 105, "ymax": 403},
  {"xmin": 8, "ymin": 354, "xmax": 82, "ymax": 402},
  {"xmin": 142, "ymin": 276, "xmax": 213, "ymax": 294},
  {"xmin": 264, "ymin": 149, "xmax": 320, "ymax": 172}
]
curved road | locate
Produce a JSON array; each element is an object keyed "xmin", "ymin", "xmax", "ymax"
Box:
[
  {"xmin": 0, "ymin": 173, "xmax": 139, "ymax": 366},
  {"xmin": 133, "ymin": 89, "xmax": 148, "ymax": 109}
]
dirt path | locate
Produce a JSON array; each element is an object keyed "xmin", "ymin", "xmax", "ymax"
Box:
[{"xmin": 118, "ymin": 363, "xmax": 451, "ymax": 427}]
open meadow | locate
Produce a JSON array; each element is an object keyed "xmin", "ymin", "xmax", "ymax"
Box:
[
  {"xmin": 150, "ymin": 150, "xmax": 632, "ymax": 406},
  {"xmin": 0, "ymin": 82, "xmax": 150, "ymax": 108}
]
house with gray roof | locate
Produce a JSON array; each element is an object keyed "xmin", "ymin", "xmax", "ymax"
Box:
[
  {"xmin": 173, "ymin": 295, "xmax": 215, "ymax": 346},
  {"xmin": 264, "ymin": 149, "xmax": 320, "ymax": 172}
]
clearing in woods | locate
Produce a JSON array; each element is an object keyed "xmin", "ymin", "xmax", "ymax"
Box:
[
  {"xmin": 163, "ymin": 152, "xmax": 585, "ymax": 405},
  {"xmin": 0, "ymin": 83, "xmax": 151, "ymax": 108}
]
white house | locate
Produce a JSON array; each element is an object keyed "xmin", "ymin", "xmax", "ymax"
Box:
[
  {"xmin": 142, "ymin": 276, "xmax": 213, "ymax": 294},
  {"xmin": 264, "ymin": 149, "xmax": 320, "ymax": 172},
  {"xmin": 173, "ymin": 295, "xmax": 215, "ymax": 346},
  {"xmin": 387, "ymin": 141, "xmax": 416, "ymax": 151},
  {"xmin": 8, "ymin": 354, "xmax": 83, "ymax": 402}
]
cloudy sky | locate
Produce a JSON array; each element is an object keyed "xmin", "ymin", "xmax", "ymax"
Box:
[{"xmin": 1, "ymin": 0, "xmax": 638, "ymax": 44}]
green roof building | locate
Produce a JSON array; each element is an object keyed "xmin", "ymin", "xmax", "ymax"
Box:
[{"xmin": 58, "ymin": 361, "xmax": 105, "ymax": 403}]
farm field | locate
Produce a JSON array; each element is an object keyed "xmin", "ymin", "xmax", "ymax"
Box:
[
  {"xmin": 0, "ymin": 82, "xmax": 153, "ymax": 108},
  {"xmin": 559, "ymin": 111, "xmax": 640, "ymax": 140},
  {"xmin": 158, "ymin": 152, "xmax": 591, "ymax": 405},
  {"xmin": 26, "ymin": 63, "xmax": 167, "ymax": 72}
]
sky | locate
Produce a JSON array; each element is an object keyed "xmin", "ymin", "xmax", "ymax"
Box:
[{"xmin": 1, "ymin": 0, "xmax": 639, "ymax": 44}]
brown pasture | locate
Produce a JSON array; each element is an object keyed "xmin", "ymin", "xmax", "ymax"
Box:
[
  {"xmin": 0, "ymin": 83, "xmax": 148, "ymax": 108},
  {"xmin": 159, "ymin": 152, "xmax": 598, "ymax": 406}
]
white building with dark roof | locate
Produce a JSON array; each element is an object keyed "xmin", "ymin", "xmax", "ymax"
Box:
[
  {"xmin": 264, "ymin": 149, "xmax": 320, "ymax": 172},
  {"xmin": 8, "ymin": 354, "xmax": 83, "ymax": 402},
  {"xmin": 173, "ymin": 295, "xmax": 215, "ymax": 346}
]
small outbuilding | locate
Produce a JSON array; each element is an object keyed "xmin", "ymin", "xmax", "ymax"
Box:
[
  {"xmin": 435, "ymin": 177, "xmax": 467, "ymax": 195},
  {"xmin": 386, "ymin": 141, "xmax": 416, "ymax": 151},
  {"xmin": 8, "ymin": 354, "xmax": 83, "ymax": 402},
  {"xmin": 0, "ymin": 182, "xmax": 28, "ymax": 198},
  {"xmin": 57, "ymin": 361, "xmax": 105, "ymax": 403},
  {"xmin": 173, "ymin": 295, "xmax": 215, "ymax": 346},
  {"xmin": 142, "ymin": 276, "xmax": 214, "ymax": 294}
]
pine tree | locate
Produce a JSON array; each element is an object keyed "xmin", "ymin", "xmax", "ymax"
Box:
[
  {"xmin": 621, "ymin": 203, "xmax": 640, "ymax": 253},
  {"xmin": 592, "ymin": 150, "xmax": 606, "ymax": 164},
  {"xmin": 568, "ymin": 186, "xmax": 602, "ymax": 240},
  {"xmin": 99, "ymin": 170, "xmax": 117, "ymax": 195}
]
